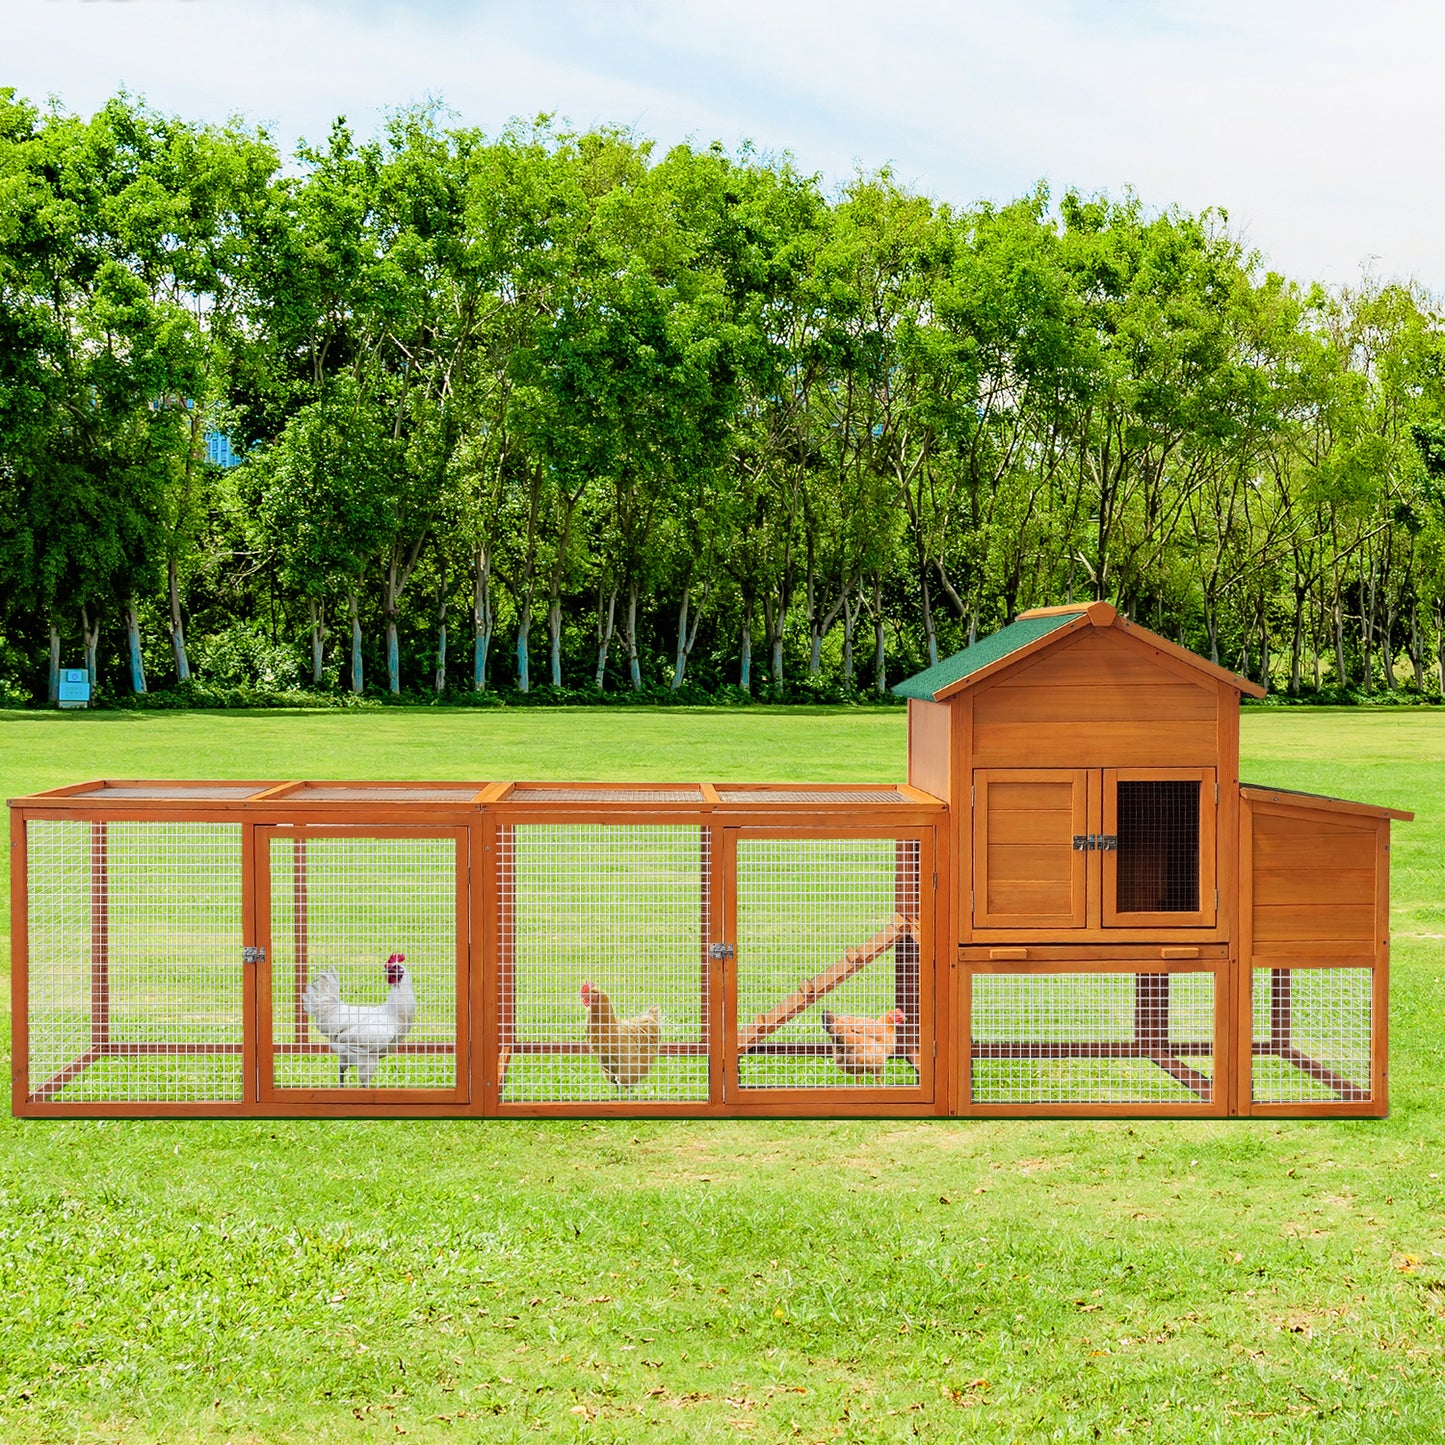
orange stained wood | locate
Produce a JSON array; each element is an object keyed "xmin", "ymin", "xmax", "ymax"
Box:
[
  {"xmin": 907, "ymin": 699, "xmax": 952, "ymax": 801},
  {"xmin": 973, "ymin": 769, "xmax": 1088, "ymax": 929},
  {"xmin": 970, "ymin": 634, "xmax": 1221, "ymax": 769}
]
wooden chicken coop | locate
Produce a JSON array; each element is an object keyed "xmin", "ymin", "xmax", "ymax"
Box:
[
  {"xmin": 8, "ymin": 602, "xmax": 1408, "ymax": 1119},
  {"xmin": 898, "ymin": 601, "xmax": 1408, "ymax": 1117}
]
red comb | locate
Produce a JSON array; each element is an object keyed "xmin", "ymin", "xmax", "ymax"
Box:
[{"xmin": 388, "ymin": 953, "xmax": 405, "ymax": 965}]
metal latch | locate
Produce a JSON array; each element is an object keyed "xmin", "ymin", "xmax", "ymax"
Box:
[
  {"xmin": 709, "ymin": 943, "xmax": 735, "ymax": 960},
  {"xmin": 1072, "ymin": 834, "xmax": 1092, "ymax": 851},
  {"xmin": 1098, "ymin": 834, "xmax": 1118, "ymax": 851},
  {"xmin": 1072, "ymin": 834, "xmax": 1119, "ymax": 852},
  {"xmin": 242, "ymin": 946, "xmax": 266, "ymax": 964}
]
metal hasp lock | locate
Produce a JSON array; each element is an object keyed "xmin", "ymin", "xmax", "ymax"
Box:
[
  {"xmin": 1072, "ymin": 834, "xmax": 1119, "ymax": 852},
  {"xmin": 708, "ymin": 943, "xmax": 735, "ymax": 959},
  {"xmin": 241, "ymin": 946, "xmax": 266, "ymax": 964}
]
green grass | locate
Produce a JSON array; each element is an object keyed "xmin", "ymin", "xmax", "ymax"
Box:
[{"xmin": 1, "ymin": 705, "xmax": 1443, "ymax": 1443}]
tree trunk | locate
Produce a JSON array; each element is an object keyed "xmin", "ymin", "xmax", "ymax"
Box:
[
  {"xmin": 168, "ymin": 556, "xmax": 190, "ymax": 683},
  {"xmin": 516, "ymin": 609, "xmax": 531, "ymax": 693},
  {"xmin": 435, "ymin": 563, "xmax": 448, "ymax": 695},
  {"xmin": 1288, "ymin": 588, "xmax": 1305, "ymax": 696},
  {"xmin": 81, "ymin": 605, "xmax": 101, "ymax": 687},
  {"xmin": 549, "ymin": 597, "xmax": 562, "ymax": 689},
  {"xmin": 349, "ymin": 591, "xmax": 364, "ymax": 694},
  {"xmin": 921, "ymin": 569, "xmax": 939, "ymax": 668},
  {"xmin": 1333, "ymin": 596, "xmax": 1347, "ymax": 690},
  {"xmin": 739, "ymin": 611, "xmax": 752, "ymax": 693},
  {"xmin": 309, "ymin": 598, "xmax": 326, "ymax": 687},
  {"xmin": 385, "ymin": 557, "xmax": 402, "ymax": 695},
  {"xmin": 624, "ymin": 582, "xmax": 642, "ymax": 691},
  {"xmin": 473, "ymin": 546, "xmax": 492, "ymax": 692},
  {"xmin": 673, "ymin": 586, "xmax": 690, "ymax": 691},
  {"xmin": 48, "ymin": 623, "xmax": 60, "ymax": 704},
  {"xmin": 125, "ymin": 601, "xmax": 147, "ymax": 695},
  {"xmin": 671, "ymin": 583, "xmax": 705, "ymax": 691},
  {"xmin": 595, "ymin": 588, "xmax": 617, "ymax": 690},
  {"xmin": 873, "ymin": 576, "xmax": 886, "ymax": 694},
  {"xmin": 842, "ymin": 592, "xmax": 856, "ymax": 691}
]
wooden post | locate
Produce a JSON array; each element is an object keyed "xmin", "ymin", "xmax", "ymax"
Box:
[
  {"xmin": 1270, "ymin": 968, "xmax": 1291, "ymax": 1054},
  {"xmin": 895, "ymin": 838, "xmax": 921, "ymax": 1067}
]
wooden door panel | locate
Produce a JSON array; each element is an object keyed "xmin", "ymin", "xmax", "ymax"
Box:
[
  {"xmin": 1102, "ymin": 769, "xmax": 1216, "ymax": 928},
  {"xmin": 973, "ymin": 770, "xmax": 1088, "ymax": 929}
]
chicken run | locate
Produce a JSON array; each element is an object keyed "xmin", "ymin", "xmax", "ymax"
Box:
[{"xmin": 9, "ymin": 604, "xmax": 1410, "ymax": 1119}]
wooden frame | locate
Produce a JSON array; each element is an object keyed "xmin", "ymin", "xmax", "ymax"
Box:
[{"xmin": 7, "ymin": 751, "xmax": 1403, "ymax": 1120}]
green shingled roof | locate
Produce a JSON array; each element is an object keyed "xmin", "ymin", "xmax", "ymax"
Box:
[{"xmin": 892, "ymin": 612, "xmax": 1084, "ymax": 700}]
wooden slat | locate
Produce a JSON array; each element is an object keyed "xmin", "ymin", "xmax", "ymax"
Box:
[
  {"xmin": 1276, "ymin": 1045, "xmax": 1369, "ymax": 1100},
  {"xmin": 984, "ymin": 843, "xmax": 1073, "ymax": 882},
  {"xmin": 1252, "ymin": 904, "xmax": 1376, "ymax": 942},
  {"xmin": 984, "ymin": 809, "xmax": 1076, "ymax": 845},
  {"xmin": 1253, "ymin": 829, "xmax": 1376, "ymax": 869},
  {"xmin": 984, "ymin": 781, "xmax": 1081, "ymax": 810},
  {"xmin": 972, "ymin": 720, "xmax": 1219, "ymax": 769},
  {"xmin": 1252, "ymin": 868, "xmax": 1375, "ymax": 908},
  {"xmin": 985, "ymin": 879, "xmax": 1080, "ymax": 915},
  {"xmin": 1149, "ymin": 1050, "xmax": 1214, "ymax": 1101},
  {"xmin": 30, "ymin": 1049, "xmax": 98, "ymax": 1102},
  {"xmin": 976, "ymin": 682, "xmax": 1217, "ymax": 723}
]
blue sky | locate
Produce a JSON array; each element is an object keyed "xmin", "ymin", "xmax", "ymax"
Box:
[{"xmin": 9, "ymin": 0, "xmax": 1441, "ymax": 291}]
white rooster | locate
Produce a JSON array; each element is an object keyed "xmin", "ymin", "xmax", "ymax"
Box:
[{"xmin": 302, "ymin": 952, "xmax": 416, "ymax": 1086}]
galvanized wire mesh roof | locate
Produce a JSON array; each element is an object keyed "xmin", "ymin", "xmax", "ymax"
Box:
[
  {"xmin": 507, "ymin": 786, "xmax": 704, "ymax": 803},
  {"xmin": 717, "ymin": 788, "xmax": 910, "ymax": 804},
  {"xmin": 69, "ymin": 783, "xmax": 269, "ymax": 800},
  {"xmin": 285, "ymin": 784, "xmax": 483, "ymax": 802}
]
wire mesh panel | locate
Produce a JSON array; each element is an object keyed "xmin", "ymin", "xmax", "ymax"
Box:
[
  {"xmin": 499, "ymin": 825, "xmax": 707, "ymax": 1104},
  {"xmin": 1251, "ymin": 966, "xmax": 1373, "ymax": 1103},
  {"xmin": 1115, "ymin": 781, "xmax": 1200, "ymax": 913},
  {"xmin": 971, "ymin": 971, "xmax": 1216, "ymax": 1105},
  {"xmin": 734, "ymin": 837, "xmax": 923, "ymax": 1091},
  {"xmin": 268, "ymin": 834, "xmax": 460, "ymax": 1092},
  {"xmin": 25, "ymin": 819, "xmax": 244, "ymax": 1103}
]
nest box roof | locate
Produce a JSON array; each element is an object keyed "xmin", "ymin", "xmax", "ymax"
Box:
[{"xmin": 891, "ymin": 601, "xmax": 1266, "ymax": 702}]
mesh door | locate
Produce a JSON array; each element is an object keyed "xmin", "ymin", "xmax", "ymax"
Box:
[
  {"xmin": 971, "ymin": 971, "xmax": 1216, "ymax": 1105},
  {"xmin": 1251, "ymin": 966, "xmax": 1372, "ymax": 1102},
  {"xmin": 735, "ymin": 837, "xmax": 923, "ymax": 1091},
  {"xmin": 498, "ymin": 825, "xmax": 708, "ymax": 1104},
  {"xmin": 1115, "ymin": 781, "xmax": 1200, "ymax": 913},
  {"xmin": 269, "ymin": 834, "xmax": 460, "ymax": 1091},
  {"xmin": 25, "ymin": 819, "xmax": 244, "ymax": 1104}
]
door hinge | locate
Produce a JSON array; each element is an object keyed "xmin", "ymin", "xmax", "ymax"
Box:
[
  {"xmin": 242, "ymin": 946, "xmax": 265, "ymax": 965},
  {"xmin": 709, "ymin": 943, "xmax": 735, "ymax": 960},
  {"xmin": 932, "ymin": 872, "xmax": 938, "ymax": 890},
  {"xmin": 1214, "ymin": 888, "xmax": 1219, "ymax": 910},
  {"xmin": 971, "ymin": 785, "xmax": 976, "ymax": 805},
  {"xmin": 1214, "ymin": 781, "xmax": 1219, "ymax": 804}
]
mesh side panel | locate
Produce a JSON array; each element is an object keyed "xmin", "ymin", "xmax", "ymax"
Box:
[
  {"xmin": 1116, "ymin": 780, "xmax": 1200, "ymax": 913},
  {"xmin": 718, "ymin": 788, "xmax": 909, "ymax": 805},
  {"xmin": 26, "ymin": 820, "xmax": 244, "ymax": 1103},
  {"xmin": 736, "ymin": 838, "xmax": 921, "ymax": 1091},
  {"xmin": 507, "ymin": 787, "xmax": 703, "ymax": 803},
  {"xmin": 1251, "ymin": 966, "xmax": 1373, "ymax": 1102},
  {"xmin": 971, "ymin": 972, "xmax": 1216, "ymax": 1105},
  {"xmin": 286, "ymin": 785, "xmax": 481, "ymax": 802},
  {"xmin": 271, "ymin": 835, "xmax": 458, "ymax": 1090},
  {"xmin": 500, "ymin": 825, "xmax": 706, "ymax": 1104}
]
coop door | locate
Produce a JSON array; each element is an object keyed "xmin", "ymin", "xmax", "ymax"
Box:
[
  {"xmin": 1102, "ymin": 770, "xmax": 1216, "ymax": 928},
  {"xmin": 972, "ymin": 770, "xmax": 1090, "ymax": 930},
  {"xmin": 722, "ymin": 829, "xmax": 934, "ymax": 1102},
  {"xmin": 256, "ymin": 828, "xmax": 469, "ymax": 1103}
]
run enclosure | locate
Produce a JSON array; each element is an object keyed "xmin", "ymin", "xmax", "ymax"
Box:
[
  {"xmin": 12, "ymin": 781, "xmax": 943, "ymax": 1118},
  {"xmin": 10, "ymin": 771, "xmax": 1395, "ymax": 1119}
]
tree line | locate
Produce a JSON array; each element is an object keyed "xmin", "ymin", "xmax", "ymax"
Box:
[{"xmin": 4, "ymin": 88, "xmax": 1445, "ymax": 706}]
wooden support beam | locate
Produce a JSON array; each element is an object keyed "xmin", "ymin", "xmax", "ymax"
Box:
[
  {"xmin": 32, "ymin": 1049, "xmax": 97, "ymax": 1102},
  {"xmin": 1148, "ymin": 1050, "xmax": 1213, "ymax": 1101}
]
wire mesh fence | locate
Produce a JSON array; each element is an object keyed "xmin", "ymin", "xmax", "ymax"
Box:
[
  {"xmin": 1115, "ymin": 781, "xmax": 1201, "ymax": 913},
  {"xmin": 25, "ymin": 819, "xmax": 245, "ymax": 1103},
  {"xmin": 735, "ymin": 837, "xmax": 922, "ymax": 1091},
  {"xmin": 970, "ymin": 971, "xmax": 1216, "ymax": 1105},
  {"xmin": 1251, "ymin": 966, "xmax": 1373, "ymax": 1102},
  {"xmin": 268, "ymin": 834, "xmax": 459, "ymax": 1091},
  {"xmin": 498, "ymin": 824, "xmax": 708, "ymax": 1104}
]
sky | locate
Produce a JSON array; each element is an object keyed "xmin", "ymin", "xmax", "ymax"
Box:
[{"xmin": 6, "ymin": 0, "xmax": 1441, "ymax": 291}]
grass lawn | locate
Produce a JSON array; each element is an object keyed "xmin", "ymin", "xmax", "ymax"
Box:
[{"xmin": 1, "ymin": 705, "xmax": 1442, "ymax": 1443}]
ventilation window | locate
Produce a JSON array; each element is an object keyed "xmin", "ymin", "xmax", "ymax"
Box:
[{"xmin": 1115, "ymin": 780, "xmax": 1200, "ymax": 913}]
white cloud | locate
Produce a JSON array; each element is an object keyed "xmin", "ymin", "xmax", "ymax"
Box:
[{"xmin": 6, "ymin": 0, "xmax": 1443, "ymax": 290}]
